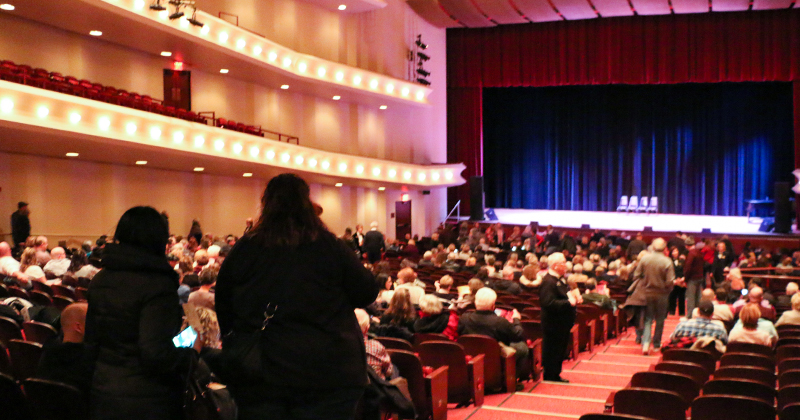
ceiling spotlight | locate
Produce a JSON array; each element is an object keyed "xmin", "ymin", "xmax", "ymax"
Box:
[
  {"xmin": 416, "ymin": 68, "xmax": 430, "ymax": 77},
  {"xmin": 220, "ymin": 69, "xmax": 229, "ymax": 74},
  {"xmin": 416, "ymin": 78, "xmax": 431, "ymax": 86},
  {"xmin": 149, "ymin": 0, "xmax": 166, "ymax": 11},
  {"xmin": 243, "ymin": 173, "xmax": 253, "ymax": 177},
  {"xmin": 379, "ymin": 105, "xmax": 387, "ymax": 110},
  {"xmin": 65, "ymin": 152, "xmax": 79, "ymax": 157},
  {"xmin": 415, "ymin": 34, "xmax": 428, "ymax": 50},
  {"xmin": 161, "ymin": 51, "xmax": 172, "ymax": 57},
  {"xmin": 280, "ymin": 84, "xmax": 289, "ymax": 90},
  {"xmin": 378, "ymin": 187, "xmax": 386, "ymax": 191},
  {"xmin": 169, "ymin": 10, "xmax": 184, "ymax": 19},
  {"xmin": 338, "ymin": 4, "xmax": 346, "ymax": 10},
  {"xmin": 194, "ymin": 167, "xmax": 204, "ymax": 171},
  {"xmin": 136, "ymin": 160, "xmax": 148, "ymax": 165},
  {"xmin": 332, "ymin": 95, "xmax": 340, "ymax": 100},
  {"xmin": 187, "ymin": 9, "xmax": 204, "ymax": 27},
  {"xmin": 335, "ymin": 183, "xmax": 343, "ymax": 187},
  {"xmin": 417, "ymin": 52, "xmax": 430, "ymax": 61},
  {"xmin": 0, "ymin": 3, "xmax": 15, "ymax": 10},
  {"xmin": 89, "ymin": 30, "xmax": 102, "ymax": 36}
]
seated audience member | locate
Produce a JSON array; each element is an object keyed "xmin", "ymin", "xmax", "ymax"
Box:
[
  {"xmin": 37, "ymin": 302, "xmax": 92, "ymax": 393},
  {"xmin": 581, "ymin": 279, "xmax": 614, "ymax": 310},
  {"xmin": 487, "ymin": 270, "xmax": 522, "ymax": 295},
  {"xmin": 192, "ymin": 249, "xmax": 209, "ymax": 273},
  {"xmin": 776, "ymin": 293, "xmax": 800, "ymax": 327},
  {"xmin": 667, "ymin": 301, "xmax": 728, "ymax": 348},
  {"xmin": 457, "ymin": 278, "xmax": 484, "ymax": 311},
  {"xmin": 457, "ymin": 288, "xmax": 529, "ymax": 383},
  {"xmin": 376, "ymin": 273, "xmax": 395, "ymax": 304},
  {"xmin": 776, "ymin": 257, "xmax": 796, "ymax": 275},
  {"xmin": 43, "ymin": 247, "xmax": 71, "ymax": 277},
  {"xmin": 34, "ymin": 236, "xmax": 51, "ymax": 266},
  {"xmin": 729, "ymin": 304, "xmax": 777, "ymax": 347},
  {"xmin": 0, "ymin": 242, "xmax": 31, "ymax": 288},
  {"xmin": 379, "ymin": 288, "xmax": 417, "ymax": 332},
  {"xmin": 748, "ymin": 278, "xmax": 776, "ymax": 307},
  {"xmin": 777, "ymin": 282, "xmax": 799, "ymax": 308},
  {"xmin": 461, "ymin": 257, "xmax": 479, "ymax": 275},
  {"xmin": 520, "ymin": 261, "xmax": 542, "ymax": 288},
  {"xmin": 178, "ymin": 273, "xmax": 200, "ymax": 304},
  {"xmin": 206, "ymin": 244, "xmax": 221, "ymax": 265},
  {"xmin": 414, "ymin": 295, "xmax": 459, "ymax": 340},
  {"xmin": 691, "ymin": 288, "xmax": 734, "ymax": 323},
  {"xmin": 188, "ymin": 265, "xmax": 218, "ymax": 310},
  {"xmin": 19, "ymin": 247, "xmax": 46, "ymax": 282},
  {"xmin": 67, "ymin": 249, "xmax": 100, "ymax": 280},
  {"xmin": 395, "ymin": 267, "xmax": 425, "ymax": 305},
  {"xmin": 433, "ymin": 275, "xmax": 456, "ymax": 300},
  {"xmin": 419, "ymin": 251, "xmax": 434, "ymax": 267},
  {"xmin": 403, "ymin": 239, "xmax": 420, "ymax": 261},
  {"xmin": 733, "ymin": 287, "xmax": 776, "ymax": 322},
  {"xmin": 356, "ymin": 309, "xmax": 394, "ymax": 380}
]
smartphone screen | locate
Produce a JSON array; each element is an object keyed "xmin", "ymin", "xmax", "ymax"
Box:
[{"xmin": 173, "ymin": 326, "xmax": 198, "ymax": 348}]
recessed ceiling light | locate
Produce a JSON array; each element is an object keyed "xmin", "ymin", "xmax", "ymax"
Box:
[
  {"xmin": 243, "ymin": 173, "xmax": 253, "ymax": 177},
  {"xmin": 136, "ymin": 160, "xmax": 147, "ymax": 165},
  {"xmin": 220, "ymin": 69, "xmax": 229, "ymax": 74},
  {"xmin": 280, "ymin": 84, "xmax": 289, "ymax": 90},
  {"xmin": 379, "ymin": 105, "xmax": 388, "ymax": 110},
  {"xmin": 338, "ymin": 4, "xmax": 346, "ymax": 10},
  {"xmin": 65, "ymin": 152, "xmax": 79, "ymax": 157},
  {"xmin": 378, "ymin": 187, "xmax": 386, "ymax": 191},
  {"xmin": 194, "ymin": 167, "xmax": 204, "ymax": 172},
  {"xmin": 332, "ymin": 95, "xmax": 341, "ymax": 100},
  {"xmin": 0, "ymin": 3, "xmax": 14, "ymax": 10},
  {"xmin": 160, "ymin": 51, "xmax": 172, "ymax": 57},
  {"xmin": 335, "ymin": 183, "xmax": 343, "ymax": 187},
  {"xmin": 89, "ymin": 30, "xmax": 102, "ymax": 36}
]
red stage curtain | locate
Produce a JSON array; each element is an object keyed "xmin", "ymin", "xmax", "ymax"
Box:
[{"xmin": 447, "ymin": 10, "xmax": 800, "ymax": 210}]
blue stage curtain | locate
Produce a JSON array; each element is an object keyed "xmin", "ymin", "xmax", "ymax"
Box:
[{"xmin": 483, "ymin": 83, "xmax": 794, "ymax": 216}]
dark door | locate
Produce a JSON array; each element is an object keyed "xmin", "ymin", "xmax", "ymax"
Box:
[
  {"xmin": 396, "ymin": 201, "xmax": 412, "ymax": 240},
  {"xmin": 163, "ymin": 69, "xmax": 191, "ymax": 110}
]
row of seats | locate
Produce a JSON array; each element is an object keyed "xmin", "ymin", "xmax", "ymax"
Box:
[
  {"xmin": 0, "ymin": 60, "xmax": 298, "ymax": 143},
  {"xmin": 616, "ymin": 196, "xmax": 659, "ymax": 213},
  {"xmin": 1, "ymin": 374, "xmax": 87, "ymax": 420}
]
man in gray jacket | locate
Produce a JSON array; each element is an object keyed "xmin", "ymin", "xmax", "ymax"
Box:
[{"xmin": 633, "ymin": 238, "xmax": 675, "ymax": 354}]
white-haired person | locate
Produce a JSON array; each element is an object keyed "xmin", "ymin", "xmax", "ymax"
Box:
[
  {"xmin": 456, "ymin": 288, "xmax": 528, "ymax": 386},
  {"xmin": 777, "ymin": 282, "xmax": 799, "ymax": 308},
  {"xmin": 539, "ymin": 252, "xmax": 576, "ymax": 382},
  {"xmin": 632, "ymin": 238, "xmax": 675, "ymax": 355},
  {"xmin": 363, "ymin": 221, "xmax": 385, "ymax": 263},
  {"xmin": 414, "ymin": 295, "xmax": 459, "ymax": 340},
  {"xmin": 776, "ymin": 293, "xmax": 800, "ymax": 327},
  {"xmin": 355, "ymin": 309, "xmax": 394, "ymax": 380}
]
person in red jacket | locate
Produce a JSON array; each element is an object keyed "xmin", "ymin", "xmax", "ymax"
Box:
[{"xmin": 684, "ymin": 237, "xmax": 706, "ymax": 318}]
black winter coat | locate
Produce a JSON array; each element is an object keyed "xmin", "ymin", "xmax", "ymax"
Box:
[
  {"xmin": 539, "ymin": 274, "xmax": 576, "ymax": 333},
  {"xmin": 215, "ymin": 233, "xmax": 377, "ymax": 400},
  {"xmin": 85, "ymin": 243, "xmax": 195, "ymax": 420}
]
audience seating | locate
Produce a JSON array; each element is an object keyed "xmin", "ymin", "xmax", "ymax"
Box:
[
  {"xmin": 690, "ymin": 395, "xmax": 775, "ymax": 420},
  {"xmin": 23, "ymin": 378, "xmax": 89, "ymax": 420},
  {"xmin": 7, "ymin": 339, "xmax": 43, "ymax": 381},
  {"xmin": 728, "ymin": 341, "xmax": 774, "ymax": 358},
  {"xmin": 779, "ymin": 369, "xmax": 800, "ymax": 388},
  {"xmin": 21, "ymin": 321, "xmax": 57, "ymax": 346},
  {"xmin": 0, "ymin": 342, "xmax": 12, "ymax": 377},
  {"xmin": 578, "ymin": 304, "xmax": 607, "ymax": 346},
  {"xmin": 779, "ymin": 358, "xmax": 800, "ymax": 373},
  {"xmin": 612, "ymin": 388, "xmax": 686, "ymax": 420},
  {"xmin": 28, "ymin": 290, "xmax": 53, "ymax": 307},
  {"xmin": 778, "ymin": 345, "xmax": 800, "ymax": 362},
  {"xmin": 53, "ymin": 296, "xmax": 75, "ymax": 311},
  {"xmin": 575, "ymin": 309, "xmax": 596, "ymax": 353},
  {"xmin": 719, "ymin": 352, "xmax": 775, "ymax": 372},
  {"xmin": 31, "ymin": 281, "xmax": 53, "ymax": 296},
  {"xmin": 581, "ymin": 415, "xmax": 657, "ymax": 420},
  {"xmin": 779, "ymin": 385, "xmax": 800, "ymax": 411},
  {"xmin": 654, "ymin": 361, "xmax": 709, "ymax": 386},
  {"xmin": 661, "ymin": 348, "xmax": 716, "ymax": 374},
  {"xmin": 377, "ymin": 337, "xmax": 414, "ymax": 352},
  {"xmin": 413, "ymin": 333, "xmax": 449, "ymax": 346},
  {"xmin": 7, "ymin": 286, "xmax": 29, "ymax": 299},
  {"xmin": 0, "ymin": 317, "xmax": 23, "ymax": 345},
  {"xmin": 0, "ymin": 372, "xmax": 29, "ymax": 420},
  {"xmin": 387, "ymin": 350, "xmax": 448, "ymax": 420},
  {"xmin": 416, "ymin": 341, "xmax": 484, "ymax": 407},
  {"xmin": 778, "ymin": 337, "xmax": 800, "ymax": 348},
  {"xmin": 457, "ymin": 335, "xmax": 516, "ymax": 393},
  {"xmin": 629, "ymin": 371, "xmax": 699, "ymax": 407},
  {"xmin": 702, "ymin": 378, "xmax": 775, "ymax": 406},
  {"xmin": 713, "ymin": 366, "xmax": 775, "ymax": 388},
  {"xmin": 781, "ymin": 403, "xmax": 800, "ymax": 420}
]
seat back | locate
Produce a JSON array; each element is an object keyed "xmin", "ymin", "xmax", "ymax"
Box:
[
  {"xmin": 27, "ymin": 290, "xmax": 53, "ymax": 307},
  {"xmin": 522, "ymin": 307, "xmax": 541, "ymax": 320},
  {"xmin": 414, "ymin": 333, "xmax": 449, "ymax": 346},
  {"xmin": 691, "ymin": 395, "xmax": 775, "ymax": 420},
  {"xmin": 617, "ymin": 196, "xmax": 629, "ymax": 211},
  {"xmin": 630, "ymin": 371, "xmax": 699, "ymax": 406},
  {"xmin": 782, "ymin": 403, "xmax": 800, "ymax": 420},
  {"xmin": 719, "ymin": 352, "xmax": 775, "ymax": 372},
  {"xmin": 714, "ymin": 365, "xmax": 775, "ymax": 388},
  {"xmin": 702, "ymin": 378, "xmax": 775, "ymax": 405},
  {"xmin": 53, "ymin": 296, "xmax": 75, "ymax": 311},
  {"xmin": 7, "ymin": 339, "xmax": 43, "ymax": 380},
  {"xmin": 661, "ymin": 348, "xmax": 716, "ymax": 374},
  {"xmin": 0, "ymin": 316, "xmax": 22, "ymax": 346},
  {"xmin": 779, "ymin": 369, "xmax": 800, "ymax": 388},
  {"xmin": 654, "ymin": 361, "xmax": 709, "ymax": 385},
  {"xmin": 23, "ymin": 378, "xmax": 88, "ymax": 420},
  {"xmin": 613, "ymin": 388, "xmax": 686, "ymax": 420},
  {"xmin": 627, "ymin": 196, "xmax": 639, "ymax": 211},
  {"xmin": 637, "ymin": 197, "xmax": 649, "ymax": 210},
  {"xmin": 31, "ymin": 281, "xmax": 53, "ymax": 295},
  {"xmin": 779, "ymin": 358, "xmax": 800, "ymax": 373},
  {"xmin": 457, "ymin": 335, "xmax": 503, "ymax": 392},
  {"xmin": 387, "ymin": 349, "xmax": 435, "ymax": 420},
  {"xmin": 377, "ymin": 337, "xmax": 414, "ymax": 352},
  {"xmin": 777, "ymin": 345, "xmax": 800, "ymax": 362},
  {"xmin": 0, "ymin": 341, "xmax": 11, "ymax": 376},
  {"xmin": 648, "ymin": 197, "xmax": 658, "ymax": 212},
  {"xmin": 520, "ymin": 320, "xmax": 543, "ymax": 342},
  {"xmin": 416, "ymin": 341, "xmax": 471, "ymax": 404},
  {"xmin": 0, "ymin": 372, "xmax": 29, "ymax": 420},
  {"xmin": 725, "ymin": 341, "xmax": 773, "ymax": 358},
  {"xmin": 778, "ymin": 385, "xmax": 800, "ymax": 411},
  {"xmin": 580, "ymin": 415, "xmax": 658, "ymax": 420},
  {"xmin": 7, "ymin": 286, "xmax": 29, "ymax": 299},
  {"xmin": 22, "ymin": 321, "xmax": 58, "ymax": 345},
  {"xmin": 51, "ymin": 285, "xmax": 76, "ymax": 300}
]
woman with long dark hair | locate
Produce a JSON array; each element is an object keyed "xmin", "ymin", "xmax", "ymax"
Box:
[
  {"xmin": 216, "ymin": 173, "xmax": 377, "ymax": 420},
  {"xmin": 85, "ymin": 206, "xmax": 198, "ymax": 420}
]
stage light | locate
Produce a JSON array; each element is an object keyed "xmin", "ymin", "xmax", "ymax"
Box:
[
  {"xmin": 1, "ymin": 3, "xmax": 15, "ymax": 10},
  {"xmin": 236, "ymin": 39, "xmax": 246, "ymax": 49},
  {"xmin": 36, "ymin": 106, "xmax": 49, "ymax": 118},
  {"xmin": 187, "ymin": 8, "xmax": 204, "ymax": 28},
  {"xmin": 0, "ymin": 98, "xmax": 12, "ymax": 113},
  {"xmin": 388, "ymin": 169, "xmax": 396, "ymax": 178},
  {"xmin": 253, "ymin": 46, "xmax": 262, "ymax": 55},
  {"xmin": 416, "ymin": 78, "xmax": 431, "ymax": 86},
  {"xmin": 249, "ymin": 146, "xmax": 259, "ymax": 157},
  {"xmin": 332, "ymin": 95, "xmax": 340, "ymax": 100},
  {"xmin": 161, "ymin": 51, "xmax": 172, "ymax": 56},
  {"xmin": 415, "ymin": 34, "xmax": 428, "ymax": 50},
  {"xmin": 317, "ymin": 67, "xmax": 326, "ymax": 77},
  {"xmin": 179, "ymin": 16, "xmax": 190, "ymax": 27},
  {"xmin": 372, "ymin": 167, "xmax": 380, "ymax": 176},
  {"xmin": 194, "ymin": 167, "xmax": 204, "ymax": 172},
  {"xmin": 378, "ymin": 187, "xmax": 386, "ymax": 191},
  {"xmin": 268, "ymin": 51, "xmax": 277, "ymax": 62},
  {"xmin": 89, "ymin": 30, "xmax": 102, "ymax": 36},
  {"xmin": 168, "ymin": 10, "xmax": 184, "ymax": 19},
  {"xmin": 379, "ymin": 105, "xmax": 387, "ymax": 110},
  {"xmin": 266, "ymin": 150, "xmax": 275, "ymax": 160},
  {"xmin": 194, "ymin": 135, "xmax": 205, "ymax": 147},
  {"xmin": 356, "ymin": 165, "xmax": 364, "ymax": 174},
  {"xmin": 125, "ymin": 122, "xmax": 137, "ymax": 135},
  {"xmin": 134, "ymin": 0, "xmax": 145, "ymax": 9},
  {"xmin": 219, "ymin": 32, "xmax": 228, "ymax": 43},
  {"xmin": 369, "ymin": 79, "xmax": 378, "ymax": 89},
  {"xmin": 136, "ymin": 160, "xmax": 148, "ymax": 165},
  {"xmin": 416, "ymin": 91, "xmax": 425, "ymax": 101},
  {"xmin": 281, "ymin": 153, "xmax": 290, "ymax": 163},
  {"xmin": 401, "ymin": 87, "xmax": 409, "ymax": 97},
  {"xmin": 66, "ymin": 152, "xmax": 79, "ymax": 157},
  {"xmin": 335, "ymin": 183, "xmax": 343, "ymax": 187},
  {"xmin": 98, "ymin": 117, "xmax": 111, "ymax": 131},
  {"xmin": 445, "ymin": 171, "xmax": 453, "ymax": 180},
  {"xmin": 233, "ymin": 143, "xmax": 243, "ymax": 154},
  {"xmin": 403, "ymin": 171, "xmax": 411, "ymax": 180},
  {"xmin": 418, "ymin": 173, "xmax": 426, "ymax": 181},
  {"xmin": 214, "ymin": 139, "xmax": 225, "ymax": 151},
  {"xmin": 298, "ymin": 62, "xmax": 307, "ymax": 73},
  {"xmin": 432, "ymin": 172, "xmax": 440, "ymax": 181},
  {"xmin": 69, "ymin": 112, "xmax": 81, "ymax": 124},
  {"xmin": 149, "ymin": 0, "xmax": 166, "ymax": 11},
  {"xmin": 335, "ymin": 71, "xmax": 344, "ymax": 81},
  {"xmin": 338, "ymin": 4, "xmax": 346, "ymax": 10},
  {"xmin": 173, "ymin": 132, "xmax": 184, "ymax": 143},
  {"xmin": 417, "ymin": 52, "xmax": 430, "ymax": 61},
  {"xmin": 243, "ymin": 173, "xmax": 253, "ymax": 177},
  {"xmin": 309, "ymin": 158, "xmax": 317, "ymax": 168},
  {"xmin": 386, "ymin": 84, "xmax": 394, "ymax": 94},
  {"xmin": 295, "ymin": 156, "xmax": 304, "ymax": 165},
  {"xmin": 321, "ymin": 161, "xmax": 330, "ymax": 170},
  {"xmin": 283, "ymin": 57, "xmax": 292, "ymax": 67},
  {"xmin": 280, "ymin": 84, "xmax": 289, "ymax": 90},
  {"xmin": 339, "ymin": 163, "xmax": 347, "ymax": 172},
  {"xmin": 150, "ymin": 127, "xmax": 161, "ymax": 140},
  {"xmin": 200, "ymin": 25, "xmax": 209, "ymax": 34},
  {"xmin": 353, "ymin": 75, "xmax": 361, "ymax": 85},
  {"xmin": 416, "ymin": 68, "xmax": 430, "ymax": 77}
]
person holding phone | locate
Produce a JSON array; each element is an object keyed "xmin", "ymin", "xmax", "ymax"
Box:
[{"xmin": 85, "ymin": 206, "xmax": 200, "ymax": 420}]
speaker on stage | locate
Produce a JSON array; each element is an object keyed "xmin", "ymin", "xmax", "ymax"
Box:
[
  {"xmin": 775, "ymin": 182, "xmax": 791, "ymax": 233},
  {"xmin": 469, "ymin": 176, "xmax": 485, "ymax": 221}
]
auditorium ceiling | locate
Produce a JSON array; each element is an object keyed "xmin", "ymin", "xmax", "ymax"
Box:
[{"xmin": 406, "ymin": 0, "xmax": 798, "ymax": 27}]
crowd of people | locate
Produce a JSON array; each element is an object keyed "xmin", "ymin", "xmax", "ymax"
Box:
[{"xmin": 4, "ymin": 190, "xmax": 800, "ymax": 419}]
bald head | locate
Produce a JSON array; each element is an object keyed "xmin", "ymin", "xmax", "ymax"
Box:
[
  {"xmin": 748, "ymin": 286, "xmax": 764, "ymax": 303},
  {"xmin": 61, "ymin": 302, "xmax": 88, "ymax": 343},
  {"xmin": 701, "ymin": 288, "xmax": 715, "ymax": 302},
  {"xmin": 475, "ymin": 287, "xmax": 498, "ymax": 311},
  {"xmin": 397, "ymin": 267, "xmax": 417, "ymax": 285},
  {"xmin": 651, "ymin": 238, "xmax": 667, "ymax": 252},
  {"xmin": 0, "ymin": 242, "xmax": 11, "ymax": 257},
  {"xmin": 50, "ymin": 247, "xmax": 66, "ymax": 260}
]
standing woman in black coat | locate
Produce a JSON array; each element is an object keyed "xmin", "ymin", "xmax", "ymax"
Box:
[
  {"xmin": 85, "ymin": 206, "xmax": 198, "ymax": 420},
  {"xmin": 216, "ymin": 173, "xmax": 378, "ymax": 420}
]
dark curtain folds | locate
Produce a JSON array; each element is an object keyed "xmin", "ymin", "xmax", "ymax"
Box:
[
  {"xmin": 483, "ymin": 83, "xmax": 794, "ymax": 216},
  {"xmin": 446, "ymin": 10, "xmax": 800, "ymax": 211},
  {"xmin": 447, "ymin": 87, "xmax": 483, "ymax": 212}
]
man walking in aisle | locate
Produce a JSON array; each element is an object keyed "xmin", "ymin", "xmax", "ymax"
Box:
[{"xmin": 634, "ymin": 238, "xmax": 675, "ymax": 354}]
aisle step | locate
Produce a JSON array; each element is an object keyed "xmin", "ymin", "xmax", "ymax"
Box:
[
  {"xmin": 529, "ymin": 381, "xmax": 617, "ymax": 400},
  {"xmin": 468, "ymin": 406, "xmax": 580, "ymax": 420},
  {"xmin": 501, "ymin": 394, "xmax": 605, "ymax": 416}
]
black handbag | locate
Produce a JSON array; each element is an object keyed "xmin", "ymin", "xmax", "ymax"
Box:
[
  {"xmin": 363, "ymin": 367, "xmax": 417, "ymax": 419},
  {"xmin": 184, "ymin": 355, "xmax": 238, "ymax": 420}
]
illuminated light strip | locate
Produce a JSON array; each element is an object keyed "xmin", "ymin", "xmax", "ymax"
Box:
[
  {"xmin": 101, "ymin": 0, "xmax": 432, "ymax": 105},
  {"xmin": 0, "ymin": 80, "xmax": 463, "ymax": 187}
]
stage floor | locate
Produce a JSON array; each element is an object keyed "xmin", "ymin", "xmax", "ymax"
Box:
[{"xmin": 476, "ymin": 208, "xmax": 796, "ymax": 236}]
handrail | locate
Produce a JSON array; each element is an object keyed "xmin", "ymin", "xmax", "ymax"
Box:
[
  {"xmin": 443, "ymin": 200, "xmax": 461, "ymax": 226},
  {"xmin": 217, "ymin": 12, "xmax": 266, "ymax": 38}
]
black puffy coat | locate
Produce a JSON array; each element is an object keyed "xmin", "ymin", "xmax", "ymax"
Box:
[{"xmin": 85, "ymin": 243, "xmax": 194, "ymax": 420}]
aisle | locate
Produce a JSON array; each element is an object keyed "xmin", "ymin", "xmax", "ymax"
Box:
[{"xmin": 449, "ymin": 315, "xmax": 682, "ymax": 420}]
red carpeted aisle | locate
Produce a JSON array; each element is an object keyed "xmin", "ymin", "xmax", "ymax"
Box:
[{"xmin": 453, "ymin": 315, "xmax": 680, "ymax": 419}]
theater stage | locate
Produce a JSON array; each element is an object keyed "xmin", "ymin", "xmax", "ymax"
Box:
[{"xmin": 473, "ymin": 208, "xmax": 797, "ymax": 236}]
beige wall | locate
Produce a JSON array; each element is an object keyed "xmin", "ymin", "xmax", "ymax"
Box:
[{"xmin": 0, "ymin": 0, "xmax": 449, "ymax": 242}]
